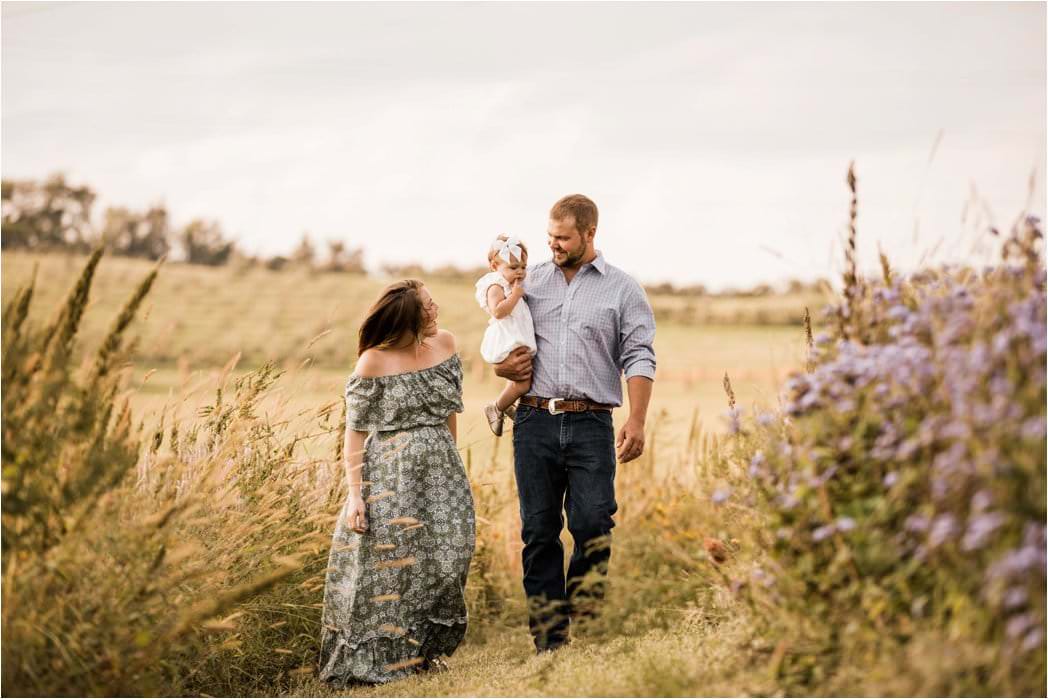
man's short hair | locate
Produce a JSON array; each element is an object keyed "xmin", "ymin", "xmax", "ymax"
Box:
[{"xmin": 550, "ymin": 194, "xmax": 598, "ymax": 235}]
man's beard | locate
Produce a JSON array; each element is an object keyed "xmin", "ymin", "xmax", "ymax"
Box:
[{"xmin": 553, "ymin": 247, "xmax": 585, "ymax": 268}]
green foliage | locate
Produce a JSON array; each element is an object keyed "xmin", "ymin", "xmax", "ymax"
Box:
[
  {"xmin": 179, "ymin": 218, "xmax": 236, "ymax": 266},
  {"xmin": 736, "ymin": 217, "xmax": 1047, "ymax": 695},
  {"xmin": 1, "ymin": 174, "xmax": 96, "ymax": 251},
  {"xmin": 100, "ymin": 205, "xmax": 171, "ymax": 260}
]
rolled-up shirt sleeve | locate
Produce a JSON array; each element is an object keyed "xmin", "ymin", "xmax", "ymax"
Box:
[{"xmin": 619, "ymin": 280, "xmax": 656, "ymax": 380}]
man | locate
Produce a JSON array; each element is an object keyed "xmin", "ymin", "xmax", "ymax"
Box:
[{"xmin": 494, "ymin": 193, "xmax": 656, "ymax": 653}]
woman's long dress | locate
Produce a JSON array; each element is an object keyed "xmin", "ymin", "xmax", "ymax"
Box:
[{"xmin": 319, "ymin": 353, "xmax": 476, "ymax": 685}]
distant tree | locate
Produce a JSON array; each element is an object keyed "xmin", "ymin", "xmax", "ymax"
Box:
[
  {"xmin": 292, "ymin": 233, "xmax": 316, "ymax": 267},
  {"xmin": 265, "ymin": 255, "xmax": 290, "ymax": 271},
  {"xmin": 748, "ymin": 283, "xmax": 773, "ymax": 297},
  {"xmin": 380, "ymin": 262, "xmax": 427, "ymax": 279},
  {"xmin": 1, "ymin": 174, "xmax": 96, "ymax": 251},
  {"xmin": 322, "ymin": 240, "xmax": 366, "ymax": 273},
  {"xmin": 179, "ymin": 219, "xmax": 234, "ymax": 266},
  {"xmin": 645, "ymin": 282, "xmax": 677, "ymax": 296},
  {"xmin": 98, "ymin": 205, "xmax": 170, "ymax": 260},
  {"xmin": 678, "ymin": 284, "xmax": 707, "ymax": 297}
]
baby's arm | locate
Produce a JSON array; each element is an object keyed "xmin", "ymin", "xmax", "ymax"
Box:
[{"xmin": 486, "ymin": 284, "xmax": 524, "ymax": 320}]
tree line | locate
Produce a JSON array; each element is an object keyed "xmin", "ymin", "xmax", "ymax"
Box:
[
  {"xmin": 0, "ymin": 173, "xmax": 365, "ymax": 273},
  {"xmin": 1, "ymin": 172, "xmax": 828, "ymax": 296}
]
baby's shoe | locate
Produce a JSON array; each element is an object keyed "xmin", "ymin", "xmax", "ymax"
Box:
[
  {"xmin": 484, "ymin": 402, "xmax": 504, "ymax": 436},
  {"xmin": 503, "ymin": 403, "xmax": 517, "ymax": 420}
]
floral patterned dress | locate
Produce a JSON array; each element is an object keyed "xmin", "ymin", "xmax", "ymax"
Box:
[{"xmin": 318, "ymin": 353, "xmax": 475, "ymax": 685}]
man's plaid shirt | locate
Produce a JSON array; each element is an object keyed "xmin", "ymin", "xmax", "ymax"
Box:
[{"xmin": 522, "ymin": 249, "xmax": 656, "ymax": 407}]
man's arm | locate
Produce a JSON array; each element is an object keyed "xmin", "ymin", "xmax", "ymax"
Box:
[
  {"xmin": 619, "ymin": 280, "xmax": 657, "ymax": 383},
  {"xmin": 616, "ymin": 280, "xmax": 657, "ymax": 463},
  {"xmin": 617, "ymin": 376, "xmax": 653, "ymax": 463},
  {"xmin": 493, "ymin": 346, "xmax": 532, "ymax": 382}
]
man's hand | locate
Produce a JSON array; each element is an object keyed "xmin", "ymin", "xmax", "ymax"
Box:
[
  {"xmin": 616, "ymin": 417, "xmax": 645, "ymax": 463},
  {"xmin": 494, "ymin": 346, "xmax": 532, "ymax": 382}
]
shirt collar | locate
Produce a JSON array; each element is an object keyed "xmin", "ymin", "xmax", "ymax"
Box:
[{"xmin": 587, "ymin": 249, "xmax": 608, "ymax": 275}]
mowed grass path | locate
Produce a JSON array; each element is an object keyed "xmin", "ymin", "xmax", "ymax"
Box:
[{"xmin": 287, "ymin": 621, "xmax": 765, "ymax": 698}]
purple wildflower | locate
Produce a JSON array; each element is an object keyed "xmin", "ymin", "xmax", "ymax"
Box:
[
  {"xmin": 748, "ymin": 451, "xmax": 766, "ymax": 477},
  {"xmin": 1003, "ymin": 587, "xmax": 1028, "ymax": 610},
  {"xmin": 1006, "ymin": 613, "xmax": 1035, "ymax": 639},
  {"xmin": 812, "ymin": 524, "xmax": 836, "ymax": 542},
  {"xmin": 961, "ymin": 512, "xmax": 1005, "ymax": 551},
  {"xmin": 928, "ymin": 514, "xmax": 958, "ymax": 548},
  {"xmin": 723, "ymin": 407, "xmax": 743, "ymax": 435},
  {"xmin": 1021, "ymin": 628, "xmax": 1044, "ymax": 653}
]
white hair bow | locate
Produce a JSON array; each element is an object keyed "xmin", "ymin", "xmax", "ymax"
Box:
[{"xmin": 492, "ymin": 236, "xmax": 523, "ymax": 264}]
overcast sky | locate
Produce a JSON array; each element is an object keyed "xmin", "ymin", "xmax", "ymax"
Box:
[{"xmin": 3, "ymin": 1, "xmax": 1044, "ymax": 290}]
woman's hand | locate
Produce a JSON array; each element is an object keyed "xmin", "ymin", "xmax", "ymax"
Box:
[{"xmin": 347, "ymin": 494, "xmax": 368, "ymax": 534}]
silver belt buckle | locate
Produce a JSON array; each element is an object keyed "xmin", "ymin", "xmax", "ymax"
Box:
[{"xmin": 547, "ymin": 397, "xmax": 565, "ymax": 415}]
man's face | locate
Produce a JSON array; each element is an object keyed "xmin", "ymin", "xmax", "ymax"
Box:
[{"xmin": 547, "ymin": 217, "xmax": 591, "ymax": 268}]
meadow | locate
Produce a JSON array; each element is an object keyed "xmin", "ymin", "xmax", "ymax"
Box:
[
  {"xmin": 2, "ymin": 208, "xmax": 1044, "ymax": 698},
  {"xmin": 0, "ymin": 250, "xmax": 814, "ymax": 467}
]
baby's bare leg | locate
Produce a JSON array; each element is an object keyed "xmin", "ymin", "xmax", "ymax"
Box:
[{"xmin": 496, "ymin": 377, "xmax": 532, "ymax": 412}]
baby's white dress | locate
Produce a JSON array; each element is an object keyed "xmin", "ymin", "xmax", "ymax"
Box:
[{"xmin": 474, "ymin": 271, "xmax": 537, "ymax": 364}]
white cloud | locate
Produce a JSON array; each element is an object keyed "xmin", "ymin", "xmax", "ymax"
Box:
[{"xmin": 2, "ymin": 1, "xmax": 1043, "ymax": 289}]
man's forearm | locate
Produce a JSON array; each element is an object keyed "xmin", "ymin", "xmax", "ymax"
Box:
[
  {"xmin": 625, "ymin": 376, "xmax": 653, "ymax": 424},
  {"xmin": 493, "ymin": 348, "xmax": 532, "ymax": 381}
]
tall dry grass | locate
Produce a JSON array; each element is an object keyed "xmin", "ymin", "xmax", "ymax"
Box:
[
  {"xmin": 2, "ymin": 175, "xmax": 1043, "ymax": 696},
  {"xmin": 2, "ymin": 247, "xmax": 753, "ymax": 696},
  {"xmin": 1, "ymin": 251, "xmax": 334, "ymax": 695}
]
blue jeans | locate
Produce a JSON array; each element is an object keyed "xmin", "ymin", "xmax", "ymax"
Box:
[{"xmin": 511, "ymin": 403, "xmax": 618, "ymax": 650}]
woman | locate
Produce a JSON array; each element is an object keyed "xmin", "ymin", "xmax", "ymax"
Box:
[{"xmin": 318, "ymin": 279, "xmax": 475, "ymax": 685}]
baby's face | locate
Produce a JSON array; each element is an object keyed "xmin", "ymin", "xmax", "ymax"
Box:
[{"xmin": 496, "ymin": 257, "xmax": 527, "ymax": 283}]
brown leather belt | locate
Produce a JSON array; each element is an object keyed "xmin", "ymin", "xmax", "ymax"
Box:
[{"xmin": 518, "ymin": 396, "xmax": 614, "ymax": 414}]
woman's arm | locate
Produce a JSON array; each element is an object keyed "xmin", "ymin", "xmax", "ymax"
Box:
[
  {"xmin": 343, "ymin": 425, "xmax": 369, "ymax": 532},
  {"xmin": 487, "ymin": 284, "xmax": 524, "ymax": 320},
  {"xmin": 344, "ymin": 427, "xmax": 368, "ymax": 493}
]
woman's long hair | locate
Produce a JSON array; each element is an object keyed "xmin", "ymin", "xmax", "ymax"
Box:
[{"xmin": 357, "ymin": 279, "xmax": 428, "ymax": 356}]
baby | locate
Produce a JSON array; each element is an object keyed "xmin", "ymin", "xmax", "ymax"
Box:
[{"xmin": 475, "ymin": 235, "xmax": 537, "ymax": 436}]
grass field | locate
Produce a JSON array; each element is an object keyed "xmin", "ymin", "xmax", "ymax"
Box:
[
  {"xmin": 3, "ymin": 250, "xmax": 811, "ymax": 696},
  {"xmin": 1, "ymin": 250, "xmax": 813, "ymax": 452},
  {"xmin": 9, "ymin": 242, "xmax": 1038, "ymax": 697}
]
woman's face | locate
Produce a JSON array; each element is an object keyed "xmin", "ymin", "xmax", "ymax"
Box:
[{"xmin": 419, "ymin": 286, "xmax": 439, "ymax": 338}]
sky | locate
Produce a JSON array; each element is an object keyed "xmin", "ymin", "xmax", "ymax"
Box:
[{"xmin": 2, "ymin": 1, "xmax": 1045, "ymax": 291}]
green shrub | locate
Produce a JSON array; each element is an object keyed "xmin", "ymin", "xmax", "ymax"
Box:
[{"xmin": 738, "ymin": 216, "xmax": 1046, "ymax": 695}]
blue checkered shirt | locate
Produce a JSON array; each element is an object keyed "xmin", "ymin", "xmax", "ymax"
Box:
[{"xmin": 522, "ymin": 249, "xmax": 656, "ymax": 407}]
